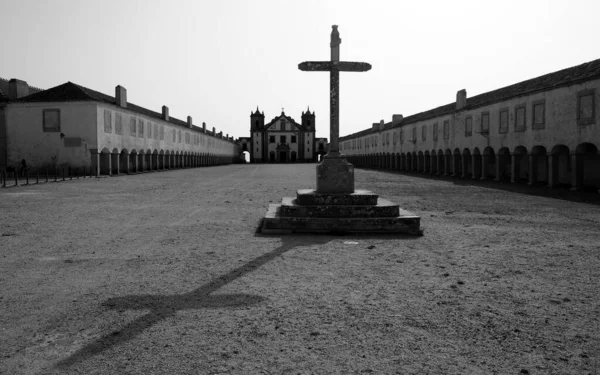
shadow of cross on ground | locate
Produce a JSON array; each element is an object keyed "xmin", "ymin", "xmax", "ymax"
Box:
[{"xmin": 55, "ymin": 235, "xmax": 333, "ymax": 369}]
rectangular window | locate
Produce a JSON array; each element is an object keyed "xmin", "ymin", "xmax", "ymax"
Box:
[
  {"xmin": 412, "ymin": 127, "xmax": 416, "ymax": 142},
  {"xmin": 386, "ymin": 133, "xmax": 390, "ymax": 145},
  {"xmin": 139, "ymin": 120, "xmax": 144, "ymax": 137},
  {"xmin": 130, "ymin": 117, "xmax": 136, "ymax": 136},
  {"xmin": 515, "ymin": 104, "xmax": 526, "ymax": 132},
  {"xmin": 185, "ymin": 132, "xmax": 190, "ymax": 144},
  {"xmin": 291, "ymin": 135, "xmax": 297, "ymax": 143},
  {"xmin": 280, "ymin": 135, "xmax": 286, "ymax": 143},
  {"xmin": 154, "ymin": 123, "xmax": 159, "ymax": 139},
  {"xmin": 115, "ymin": 113, "xmax": 123, "ymax": 135},
  {"xmin": 43, "ymin": 109, "xmax": 61, "ymax": 132},
  {"xmin": 433, "ymin": 123, "xmax": 438, "ymax": 141},
  {"xmin": 270, "ymin": 135, "xmax": 276, "ymax": 143},
  {"xmin": 465, "ymin": 116, "xmax": 472, "ymax": 137},
  {"xmin": 147, "ymin": 122, "xmax": 152, "ymax": 139},
  {"xmin": 481, "ymin": 112, "xmax": 490, "ymax": 133},
  {"xmin": 103, "ymin": 110, "xmax": 112, "ymax": 133},
  {"xmin": 178, "ymin": 130, "xmax": 181, "ymax": 143},
  {"xmin": 443, "ymin": 120, "xmax": 449, "ymax": 139},
  {"xmin": 172, "ymin": 129, "xmax": 176, "ymax": 142},
  {"xmin": 577, "ymin": 89, "xmax": 596, "ymax": 126},
  {"xmin": 421, "ymin": 125, "xmax": 426, "ymax": 141},
  {"xmin": 532, "ymin": 100, "xmax": 545, "ymax": 130},
  {"xmin": 160, "ymin": 126, "xmax": 164, "ymax": 140},
  {"xmin": 499, "ymin": 108, "xmax": 509, "ymax": 134},
  {"xmin": 393, "ymin": 132, "xmax": 397, "ymax": 145},
  {"xmin": 400, "ymin": 130, "xmax": 404, "ymax": 144}
]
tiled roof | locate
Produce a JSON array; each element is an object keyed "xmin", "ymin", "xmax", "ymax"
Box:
[
  {"xmin": 341, "ymin": 57, "xmax": 600, "ymax": 141},
  {"xmin": 11, "ymin": 82, "xmax": 228, "ymax": 139}
]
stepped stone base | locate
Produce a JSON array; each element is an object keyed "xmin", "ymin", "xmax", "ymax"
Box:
[{"xmin": 261, "ymin": 189, "xmax": 421, "ymax": 235}]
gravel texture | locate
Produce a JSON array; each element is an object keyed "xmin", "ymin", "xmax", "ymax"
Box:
[{"xmin": 0, "ymin": 164, "xmax": 599, "ymax": 374}]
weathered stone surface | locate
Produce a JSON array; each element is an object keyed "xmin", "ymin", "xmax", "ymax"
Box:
[
  {"xmin": 261, "ymin": 204, "xmax": 420, "ymax": 235},
  {"xmin": 297, "ymin": 189, "xmax": 378, "ymax": 206},
  {"xmin": 315, "ymin": 157, "xmax": 354, "ymax": 194},
  {"xmin": 279, "ymin": 197, "xmax": 399, "ymax": 218}
]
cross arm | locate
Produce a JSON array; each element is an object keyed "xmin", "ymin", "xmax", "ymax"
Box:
[
  {"xmin": 298, "ymin": 61, "xmax": 372, "ymax": 72},
  {"xmin": 298, "ymin": 61, "xmax": 332, "ymax": 71}
]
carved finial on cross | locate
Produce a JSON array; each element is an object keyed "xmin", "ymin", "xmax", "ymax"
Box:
[{"xmin": 330, "ymin": 25, "xmax": 341, "ymax": 62}]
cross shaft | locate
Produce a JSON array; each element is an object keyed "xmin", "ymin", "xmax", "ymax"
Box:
[{"xmin": 298, "ymin": 27, "xmax": 371, "ymax": 158}]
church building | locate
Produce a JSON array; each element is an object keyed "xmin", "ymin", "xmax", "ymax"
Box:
[{"xmin": 239, "ymin": 108, "xmax": 327, "ymax": 163}]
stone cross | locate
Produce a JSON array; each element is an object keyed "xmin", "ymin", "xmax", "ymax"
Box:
[{"xmin": 299, "ymin": 25, "xmax": 371, "ymax": 158}]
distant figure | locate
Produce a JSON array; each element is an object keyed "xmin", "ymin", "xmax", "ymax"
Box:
[{"xmin": 20, "ymin": 159, "xmax": 28, "ymax": 177}]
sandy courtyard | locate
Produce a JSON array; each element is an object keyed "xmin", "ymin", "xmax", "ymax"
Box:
[{"xmin": 0, "ymin": 164, "xmax": 599, "ymax": 374}]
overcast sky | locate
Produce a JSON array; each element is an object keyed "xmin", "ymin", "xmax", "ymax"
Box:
[{"xmin": 2, "ymin": 0, "xmax": 599, "ymax": 139}]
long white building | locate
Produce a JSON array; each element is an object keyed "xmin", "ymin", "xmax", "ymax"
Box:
[
  {"xmin": 0, "ymin": 79, "xmax": 240, "ymax": 175},
  {"xmin": 340, "ymin": 58, "xmax": 600, "ymax": 190}
]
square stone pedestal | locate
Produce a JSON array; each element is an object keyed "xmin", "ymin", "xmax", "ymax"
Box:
[{"xmin": 261, "ymin": 189, "xmax": 421, "ymax": 235}]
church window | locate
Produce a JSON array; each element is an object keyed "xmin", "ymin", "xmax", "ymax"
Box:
[
  {"xmin": 515, "ymin": 105, "xmax": 526, "ymax": 132},
  {"xmin": 499, "ymin": 108, "xmax": 509, "ymax": 134},
  {"xmin": 422, "ymin": 124, "xmax": 427, "ymax": 141},
  {"xmin": 130, "ymin": 117, "xmax": 136, "ymax": 136},
  {"xmin": 139, "ymin": 120, "xmax": 144, "ymax": 137},
  {"xmin": 433, "ymin": 123, "xmax": 438, "ymax": 141},
  {"xmin": 255, "ymin": 120, "xmax": 259, "ymax": 128},
  {"xmin": 103, "ymin": 110, "xmax": 112, "ymax": 133},
  {"xmin": 115, "ymin": 113, "xmax": 123, "ymax": 135},
  {"xmin": 577, "ymin": 89, "xmax": 595, "ymax": 126},
  {"xmin": 270, "ymin": 135, "xmax": 275, "ymax": 143},
  {"xmin": 465, "ymin": 116, "xmax": 472, "ymax": 137},
  {"xmin": 43, "ymin": 109, "xmax": 61, "ymax": 132},
  {"xmin": 481, "ymin": 112, "xmax": 490, "ymax": 133},
  {"xmin": 443, "ymin": 120, "xmax": 450, "ymax": 139},
  {"xmin": 291, "ymin": 135, "xmax": 297, "ymax": 143},
  {"xmin": 532, "ymin": 100, "xmax": 545, "ymax": 129},
  {"xmin": 281, "ymin": 135, "xmax": 287, "ymax": 143}
]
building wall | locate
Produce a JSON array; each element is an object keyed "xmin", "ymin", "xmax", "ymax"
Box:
[
  {"xmin": 340, "ymin": 77, "xmax": 600, "ymax": 187},
  {"xmin": 2, "ymin": 101, "xmax": 239, "ymax": 169},
  {"xmin": 96, "ymin": 104, "xmax": 237, "ymax": 157},
  {"xmin": 4, "ymin": 102, "xmax": 98, "ymax": 168},
  {"xmin": 341, "ymin": 79, "xmax": 600, "ymax": 156}
]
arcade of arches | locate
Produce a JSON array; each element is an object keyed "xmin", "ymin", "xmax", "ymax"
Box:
[
  {"xmin": 345, "ymin": 142, "xmax": 600, "ymax": 190},
  {"xmin": 92, "ymin": 147, "xmax": 235, "ymax": 176}
]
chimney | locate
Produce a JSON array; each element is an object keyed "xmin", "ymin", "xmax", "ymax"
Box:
[
  {"xmin": 392, "ymin": 114, "xmax": 403, "ymax": 125},
  {"xmin": 162, "ymin": 106, "xmax": 169, "ymax": 121},
  {"xmin": 379, "ymin": 120, "xmax": 385, "ymax": 131},
  {"xmin": 226, "ymin": 133, "xmax": 229, "ymax": 139},
  {"xmin": 212, "ymin": 126, "xmax": 215, "ymax": 135},
  {"xmin": 456, "ymin": 89, "xmax": 467, "ymax": 110},
  {"xmin": 202, "ymin": 122, "xmax": 206, "ymax": 133},
  {"xmin": 8, "ymin": 79, "xmax": 29, "ymax": 100},
  {"xmin": 187, "ymin": 116, "xmax": 192, "ymax": 128},
  {"xmin": 219, "ymin": 131, "xmax": 223, "ymax": 139},
  {"xmin": 115, "ymin": 85, "xmax": 127, "ymax": 108},
  {"xmin": 372, "ymin": 123, "xmax": 379, "ymax": 131}
]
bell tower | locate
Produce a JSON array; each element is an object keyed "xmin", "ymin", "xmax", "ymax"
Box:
[
  {"xmin": 301, "ymin": 107, "xmax": 315, "ymax": 130},
  {"xmin": 250, "ymin": 106, "xmax": 264, "ymax": 131}
]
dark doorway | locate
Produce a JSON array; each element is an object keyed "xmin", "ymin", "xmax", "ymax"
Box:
[{"xmin": 279, "ymin": 152, "xmax": 287, "ymax": 163}]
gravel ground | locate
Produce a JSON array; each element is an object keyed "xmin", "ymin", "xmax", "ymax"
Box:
[{"xmin": 0, "ymin": 164, "xmax": 599, "ymax": 375}]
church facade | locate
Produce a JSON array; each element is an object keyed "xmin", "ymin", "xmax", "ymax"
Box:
[{"xmin": 239, "ymin": 108, "xmax": 327, "ymax": 163}]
